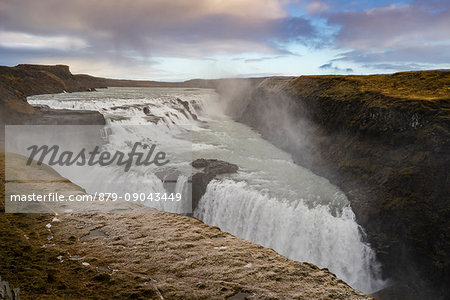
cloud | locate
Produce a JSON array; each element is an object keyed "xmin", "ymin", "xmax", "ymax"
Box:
[
  {"xmin": 0, "ymin": 31, "xmax": 88, "ymax": 50},
  {"xmin": 335, "ymin": 43, "xmax": 450, "ymax": 65},
  {"xmin": 319, "ymin": 62, "xmax": 353, "ymax": 73},
  {"xmin": 0, "ymin": 0, "xmax": 315, "ymax": 58},
  {"xmin": 319, "ymin": 63, "xmax": 332, "ymax": 69},
  {"xmin": 1, "ymin": 0, "xmax": 448, "ymax": 78},
  {"xmin": 329, "ymin": 2, "xmax": 450, "ymax": 50},
  {"xmin": 244, "ymin": 55, "xmax": 287, "ymax": 63},
  {"xmin": 326, "ymin": 0, "xmax": 450, "ymax": 68},
  {"xmin": 0, "ymin": 0, "xmax": 322, "ymax": 78},
  {"xmin": 360, "ymin": 63, "xmax": 434, "ymax": 71},
  {"xmin": 306, "ymin": 1, "xmax": 329, "ymax": 14}
]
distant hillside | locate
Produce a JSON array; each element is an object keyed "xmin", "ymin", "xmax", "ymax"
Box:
[
  {"xmin": 0, "ymin": 64, "xmax": 264, "ymax": 124},
  {"xmin": 0, "ymin": 64, "xmax": 103, "ymax": 123}
]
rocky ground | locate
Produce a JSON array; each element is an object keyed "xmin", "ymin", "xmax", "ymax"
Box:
[{"xmin": 0, "ymin": 153, "xmax": 373, "ymax": 299}]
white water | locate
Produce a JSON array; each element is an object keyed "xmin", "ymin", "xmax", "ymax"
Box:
[{"xmin": 28, "ymin": 87, "xmax": 385, "ymax": 293}]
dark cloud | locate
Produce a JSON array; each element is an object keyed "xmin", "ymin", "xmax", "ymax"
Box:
[
  {"xmin": 319, "ymin": 62, "xmax": 353, "ymax": 73},
  {"xmin": 0, "ymin": 0, "xmax": 316, "ymax": 59},
  {"xmin": 326, "ymin": 0, "xmax": 450, "ymax": 68},
  {"xmin": 319, "ymin": 63, "xmax": 332, "ymax": 69}
]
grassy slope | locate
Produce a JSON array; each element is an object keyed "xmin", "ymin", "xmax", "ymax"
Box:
[
  {"xmin": 290, "ymin": 71, "xmax": 450, "ymax": 101},
  {"xmin": 0, "ymin": 155, "xmax": 118, "ymax": 299}
]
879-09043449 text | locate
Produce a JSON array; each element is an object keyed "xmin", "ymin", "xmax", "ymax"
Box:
[{"xmin": 9, "ymin": 192, "xmax": 182, "ymax": 202}]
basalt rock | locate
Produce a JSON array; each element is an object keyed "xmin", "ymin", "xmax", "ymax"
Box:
[
  {"xmin": 191, "ymin": 159, "xmax": 239, "ymax": 211},
  {"xmin": 0, "ymin": 276, "xmax": 20, "ymax": 300},
  {"xmin": 176, "ymin": 97, "xmax": 199, "ymax": 120}
]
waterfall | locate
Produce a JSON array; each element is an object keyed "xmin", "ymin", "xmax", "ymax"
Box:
[
  {"xmin": 194, "ymin": 179, "xmax": 385, "ymax": 293},
  {"xmin": 27, "ymin": 88, "xmax": 202, "ymax": 214},
  {"xmin": 28, "ymin": 87, "xmax": 386, "ymax": 294}
]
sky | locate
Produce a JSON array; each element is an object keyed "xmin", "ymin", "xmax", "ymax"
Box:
[{"xmin": 0, "ymin": 0, "xmax": 449, "ymax": 80}]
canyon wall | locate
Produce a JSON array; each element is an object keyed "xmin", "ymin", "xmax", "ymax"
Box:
[
  {"xmin": 0, "ymin": 64, "xmax": 107, "ymax": 125},
  {"xmin": 237, "ymin": 71, "xmax": 450, "ymax": 298}
]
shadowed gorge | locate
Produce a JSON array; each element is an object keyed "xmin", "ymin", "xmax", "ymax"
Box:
[{"xmin": 237, "ymin": 71, "xmax": 450, "ymax": 298}]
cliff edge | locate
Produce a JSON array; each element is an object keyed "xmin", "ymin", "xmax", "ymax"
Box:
[
  {"xmin": 0, "ymin": 64, "xmax": 107, "ymax": 125},
  {"xmin": 238, "ymin": 70, "xmax": 450, "ymax": 298}
]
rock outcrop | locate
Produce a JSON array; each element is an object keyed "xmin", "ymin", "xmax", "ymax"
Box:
[
  {"xmin": 0, "ymin": 65, "xmax": 107, "ymax": 152},
  {"xmin": 0, "ymin": 64, "xmax": 107, "ymax": 126},
  {"xmin": 192, "ymin": 159, "xmax": 239, "ymax": 211},
  {"xmin": 237, "ymin": 71, "xmax": 450, "ymax": 299}
]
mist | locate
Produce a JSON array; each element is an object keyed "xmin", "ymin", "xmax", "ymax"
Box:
[
  {"xmin": 212, "ymin": 75, "xmax": 449, "ymax": 299},
  {"xmin": 215, "ymin": 77, "xmax": 320, "ymax": 171}
]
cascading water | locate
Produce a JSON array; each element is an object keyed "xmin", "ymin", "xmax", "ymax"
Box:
[
  {"xmin": 28, "ymin": 87, "xmax": 204, "ymax": 213},
  {"xmin": 28, "ymin": 87, "xmax": 385, "ymax": 293},
  {"xmin": 195, "ymin": 180, "xmax": 382, "ymax": 292}
]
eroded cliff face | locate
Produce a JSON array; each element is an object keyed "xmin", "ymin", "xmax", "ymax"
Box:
[
  {"xmin": 0, "ymin": 64, "xmax": 106, "ymax": 97},
  {"xmin": 237, "ymin": 71, "xmax": 450, "ymax": 298},
  {"xmin": 0, "ymin": 65, "xmax": 106, "ymax": 153}
]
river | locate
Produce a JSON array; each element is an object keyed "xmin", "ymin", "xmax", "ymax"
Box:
[{"xmin": 28, "ymin": 87, "xmax": 385, "ymax": 293}]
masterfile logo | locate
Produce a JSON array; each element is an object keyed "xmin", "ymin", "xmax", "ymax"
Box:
[
  {"xmin": 26, "ymin": 142, "xmax": 169, "ymax": 172},
  {"xmin": 4, "ymin": 125, "xmax": 192, "ymax": 214}
]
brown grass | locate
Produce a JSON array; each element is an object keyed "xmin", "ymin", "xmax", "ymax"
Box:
[{"xmin": 290, "ymin": 70, "xmax": 450, "ymax": 102}]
